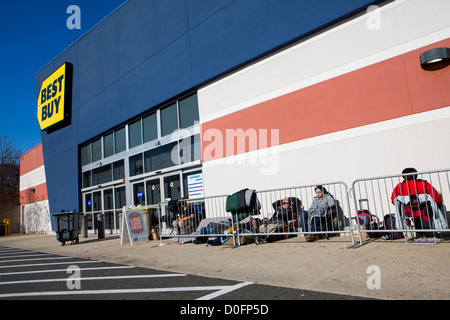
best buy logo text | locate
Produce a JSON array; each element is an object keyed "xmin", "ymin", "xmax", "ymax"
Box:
[{"xmin": 37, "ymin": 63, "xmax": 72, "ymax": 130}]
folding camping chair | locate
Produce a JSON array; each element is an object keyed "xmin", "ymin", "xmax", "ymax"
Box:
[
  {"xmin": 226, "ymin": 189, "xmax": 262, "ymax": 246},
  {"xmin": 395, "ymin": 193, "xmax": 448, "ymax": 244},
  {"xmin": 271, "ymin": 197, "xmax": 303, "ymax": 239}
]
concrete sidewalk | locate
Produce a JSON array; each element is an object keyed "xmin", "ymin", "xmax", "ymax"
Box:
[{"xmin": 0, "ymin": 233, "xmax": 449, "ymax": 300}]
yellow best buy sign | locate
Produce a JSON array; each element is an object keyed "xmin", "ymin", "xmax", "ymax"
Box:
[{"xmin": 37, "ymin": 63, "xmax": 72, "ymax": 131}]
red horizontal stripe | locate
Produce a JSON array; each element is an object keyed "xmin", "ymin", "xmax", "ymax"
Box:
[
  {"xmin": 20, "ymin": 143, "xmax": 44, "ymax": 176},
  {"xmin": 201, "ymin": 38, "xmax": 450, "ymax": 162},
  {"xmin": 20, "ymin": 182, "xmax": 48, "ymax": 206}
]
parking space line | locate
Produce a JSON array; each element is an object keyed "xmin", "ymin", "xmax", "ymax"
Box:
[
  {"xmin": 0, "ymin": 250, "xmax": 37, "ymax": 255},
  {"xmin": 0, "ymin": 285, "xmax": 245, "ymax": 298},
  {"xmin": 0, "ymin": 249, "xmax": 28, "ymax": 254},
  {"xmin": 0, "ymin": 260, "xmax": 101, "ymax": 269},
  {"xmin": 196, "ymin": 282, "xmax": 254, "ymax": 300},
  {"xmin": 0, "ymin": 273, "xmax": 188, "ymax": 286},
  {"xmin": 0, "ymin": 257, "xmax": 76, "ymax": 264},
  {"xmin": 0, "ymin": 254, "xmax": 53, "ymax": 259},
  {"xmin": 0, "ymin": 265, "xmax": 136, "ymax": 276}
]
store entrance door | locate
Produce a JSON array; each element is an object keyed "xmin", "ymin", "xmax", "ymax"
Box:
[
  {"xmin": 163, "ymin": 173, "xmax": 182, "ymax": 202},
  {"xmin": 146, "ymin": 178, "xmax": 161, "ymax": 205},
  {"xmin": 131, "ymin": 172, "xmax": 182, "ymax": 206},
  {"xmin": 83, "ymin": 184, "xmax": 125, "ymax": 235}
]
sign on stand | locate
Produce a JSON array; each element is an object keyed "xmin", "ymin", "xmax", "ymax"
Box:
[{"xmin": 121, "ymin": 208, "xmax": 148, "ymax": 245}]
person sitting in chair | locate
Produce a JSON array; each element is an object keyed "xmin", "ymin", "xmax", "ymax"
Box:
[
  {"xmin": 391, "ymin": 167, "xmax": 444, "ymax": 236},
  {"xmin": 391, "ymin": 167, "xmax": 442, "ymax": 206},
  {"xmin": 300, "ymin": 186, "xmax": 335, "ymax": 242},
  {"xmin": 172, "ymin": 198, "xmax": 202, "ymax": 235},
  {"xmin": 259, "ymin": 197, "xmax": 299, "ymax": 242}
]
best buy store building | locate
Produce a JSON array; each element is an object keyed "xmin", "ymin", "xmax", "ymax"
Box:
[{"xmin": 36, "ymin": 0, "xmax": 450, "ymax": 232}]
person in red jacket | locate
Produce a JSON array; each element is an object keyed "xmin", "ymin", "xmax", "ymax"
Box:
[
  {"xmin": 391, "ymin": 168, "xmax": 442, "ymax": 206},
  {"xmin": 391, "ymin": 168, "xmax": 444, "ymax": 236}
]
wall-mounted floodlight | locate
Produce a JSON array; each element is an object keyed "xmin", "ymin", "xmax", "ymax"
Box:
[{"xmin": 420, "ymin": 47, "xmax": 450, "ymax": 71}]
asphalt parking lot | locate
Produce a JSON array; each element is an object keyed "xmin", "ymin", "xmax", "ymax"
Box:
[
  {"xmin": 1, "ymin": 233, "xmax": 450, "ymax": 302},
  {"xmin": 0, "ymin": 245, "xmax": 374, "ymax": 303},
  {"xmin": 0, "ymin": 246, "xmax": 237, "ymax": 300}
]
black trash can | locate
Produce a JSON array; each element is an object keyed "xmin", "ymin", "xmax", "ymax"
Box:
[{"xmin": 52, "ymin": 211, "xmax": 83, "ymax": 246}]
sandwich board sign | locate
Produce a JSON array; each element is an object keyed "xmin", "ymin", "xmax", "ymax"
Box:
[{"xmin": 121, "ymin": 208, "xmax": 148, "ymax": 245}]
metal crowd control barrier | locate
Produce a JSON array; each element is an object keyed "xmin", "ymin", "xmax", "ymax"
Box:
[
  {"xmin": 157, "ymin": 195, "xmax": 239, "ymax": 246},
  {"xmin": 124, "ymin": 170, "xmax": 450, "ymax": 248},
  {"xmin": 155, "ymin": 181, "xmax": 355, "ymax": 247},
  {"xmin": 351, "ymin": 168, "xmax": 450, "ymax": 246},
  {"xmin": 246, "ymin": 182, "xmax": 354, "ymax": 246}
]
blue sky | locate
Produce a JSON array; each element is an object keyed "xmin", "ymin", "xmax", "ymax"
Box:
[{"xmin": 0, "ymin": 0, "xmax": 127, "ymax": 154}]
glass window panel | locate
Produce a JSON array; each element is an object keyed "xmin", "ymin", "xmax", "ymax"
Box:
[
  {"xmin": 144, "ymin": 141, "xmax": 178, "ymax": 172},
  {"xmin": 144, "ymin": 150, "xmax": 152, "ymax": 173},
  {"xmin": 92, "ymin": 164, "xmax": 112, "ymax": 185},
  {"xmin": 82, "ymin": 171, "xmax": 91, "ymax": 188},
  {"xmin": 143, "ymin": 113, "xmax": 157, "ymax": 143},
  {"xmin": 161, "ymin": 103, "xmax": 178, "ymax": 136},
  {"xmin": 129, "ymin": 120, "xmax": 142, "ymax": 149},
  {"xmin": 104, "ymin": 132, "xmax": 114, "ymax": 158},
  {"xmin": 103, "ymin": 189, "xmax": 113, "ymax": 210},
  {"xmin": 92, "ymin": 169, "xmax": 99, "ymax": 186},
  {"xmin": 192, "ymin": 134, "xmax": 201, "ymax": 162},
  {"xmin": 115, "ymin": 127, "xmax": 126, "ymax": 153},
  {"xmin": 129, "ymin": 153, "xmax": 143, "ymax": 177},
  {"xmin": 179, "ymin": 94, "xmax": 199, "ymax": 129},
  {"xmin": 179, "ymin": 134, "xmax": 201, "ymax": 164},
  {"xmin": 115, "ymin": 186, "xmax": 126, "ymax": 209},
  {"xmin": 81, "ymin": 144, "xmax": 91, "ymax": 166},
  {"xmin": 113, "ymin": 160, "xmax": 125, "ymax": 180},
  {"xmin": 92, "ymin": 138, "xmax": 102, "ymax": 162}
]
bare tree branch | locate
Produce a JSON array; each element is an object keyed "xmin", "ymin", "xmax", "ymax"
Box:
[{"xmin": 0, "ymin": 135, "xmax": 21, "ymax": 203}]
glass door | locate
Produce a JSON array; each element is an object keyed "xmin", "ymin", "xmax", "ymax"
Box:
[
  {"xmin": 163, "ymin": 173, "xmax": 182, "ymax": 202},
  {"xmin": 128, "ymin": 172, "xmax": 182, "ymax": 236},
  {"xmin": 82, "ymin": 185, "xmax": 124, "ymax": 235},
  {"xmin": 84, "ymin": 193, "xmax": 93, "ymax": 230},
  {"xmin": 103, "ymin": 188, "xmax": 114, "ymax": 234},
  {"xmin": 115, "ymin": 186, "xmax": 126, "ymax": 231},
  {"xmin": 146, "ymin": 178, "xmax": 161, "ymax": 205},
  {"xmin": 92, "ymin": 191, "xmax": 102, "ymax": 233},
  {"xmin": 132, "ymin": 182, "xmax": 145, "ymax": 207}
]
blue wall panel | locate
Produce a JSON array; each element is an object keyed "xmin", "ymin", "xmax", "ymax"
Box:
[
  {"xmin": 36, "ymin": 0, "xmax": 383, "ymax": 214},
  {"xmin": 119, "ymin": 33, "xmax": 193, "ymax": 123},
  {"xmin": 76, "ymin": 13, "xmax": 120, "ymax": 109},
  {"xmin": 118, "ymin": 0, "xmax": 190, "ymax": 78},
  {"xmin": 189, "ymin": 0, "xmax": 382, "ymax": 84}
]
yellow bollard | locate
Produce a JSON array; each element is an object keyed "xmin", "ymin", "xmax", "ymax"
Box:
[{"xmin": 3, "ymin": 219, "xmax": 10, "ymax": 236}]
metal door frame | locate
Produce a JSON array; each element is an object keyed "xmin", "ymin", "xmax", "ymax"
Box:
[{"xmin": 82, "ymin": 184, "xmax": 124, "ymax": 234}]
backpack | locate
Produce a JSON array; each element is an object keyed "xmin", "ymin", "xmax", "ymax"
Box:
[
  {"xmin": 383, "ymin": 214, "xmax": 403, "ymax": 240},
  {"xmin": 357, "ymin": 210, "xmax": 372, "ymax": 226},
  {"xmin": 357, "ymin": 210, "xmax": 381, "ymax": 238}
]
